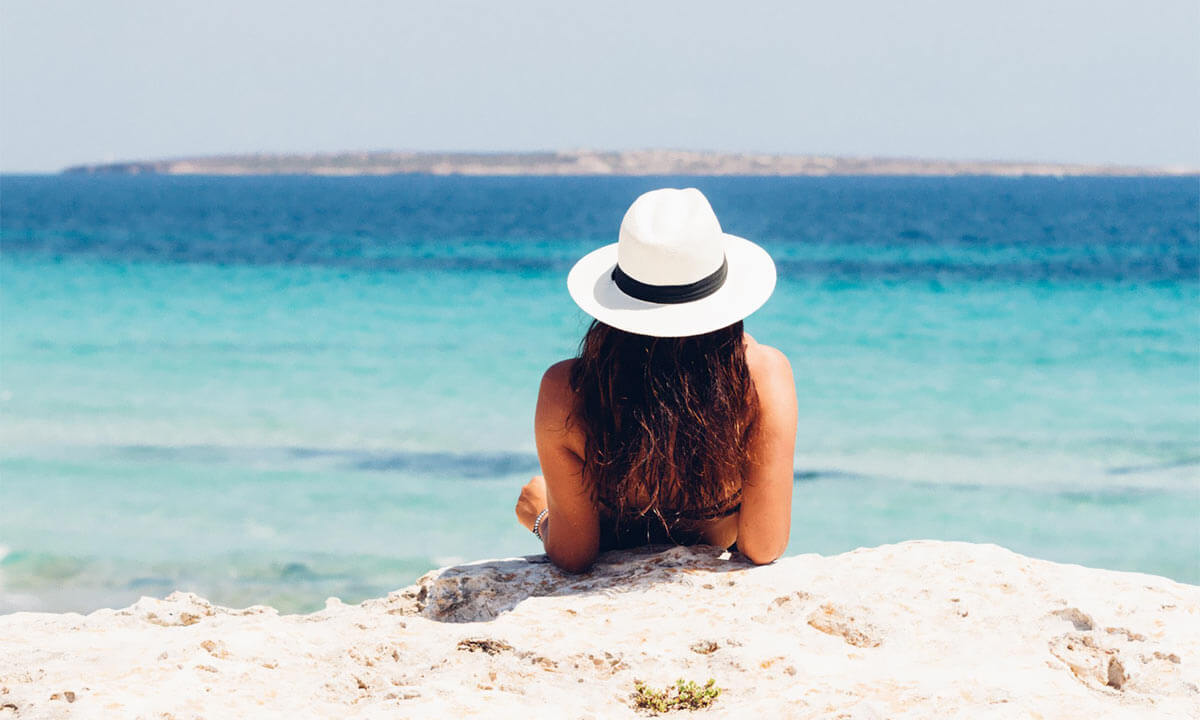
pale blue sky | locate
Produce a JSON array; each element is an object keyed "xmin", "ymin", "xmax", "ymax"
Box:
[{"xmin": 2, "ymin": 0, "xmax": 1197, "ymax": 172}]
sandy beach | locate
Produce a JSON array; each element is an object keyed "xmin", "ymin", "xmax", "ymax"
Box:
[{"xmin": 2, "ymin": 540, "xmax": 1197, "ymax": 718}]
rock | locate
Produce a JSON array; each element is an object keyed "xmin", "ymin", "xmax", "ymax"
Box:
[{"xmin": 0, "ymin": 540, "xmax": 1197, "ymax": 718}]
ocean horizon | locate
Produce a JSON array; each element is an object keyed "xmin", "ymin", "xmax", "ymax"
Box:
[{"xmin": 1, "ymin": 173, "xmax": 1197, "ymax": 613}]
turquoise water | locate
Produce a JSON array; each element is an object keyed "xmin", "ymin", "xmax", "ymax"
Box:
[{"xmin": 1, "ymin": 175, "xmax": 1197, "ymax": 612}]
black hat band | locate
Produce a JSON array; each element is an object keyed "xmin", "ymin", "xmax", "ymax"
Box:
[{"xmin": 611, "ymin": 256, "xmax": 728, "ymax": 304}]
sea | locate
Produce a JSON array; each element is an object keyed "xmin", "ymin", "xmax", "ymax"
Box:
[{"xmin": 1, "ymin": 174, "xmax": 1197, "ymax": 614}]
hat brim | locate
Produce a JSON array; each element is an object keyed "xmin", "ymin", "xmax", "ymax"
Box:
[{"xmin": 567, "ymin": 234, "xmax": 777, "ymax": 338}]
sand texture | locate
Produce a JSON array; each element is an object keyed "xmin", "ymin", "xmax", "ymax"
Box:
[{"xmin": 1, "ymin": 540, "xmax": 1197, "ymax": 718}]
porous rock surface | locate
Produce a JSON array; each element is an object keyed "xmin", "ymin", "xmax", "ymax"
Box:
[{"xmin": 1, "ymin": 540, "xmax": 1197, "ymax": 718}]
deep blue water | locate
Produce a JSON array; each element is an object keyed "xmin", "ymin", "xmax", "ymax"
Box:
[{"xmin": 1, "ymin": 174, "xmax": 1197, "ymax": 613}]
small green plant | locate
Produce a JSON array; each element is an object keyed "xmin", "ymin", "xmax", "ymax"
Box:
[{"xmin": 632, "ymin": 678, "xmax": 721, "ymax": 713}]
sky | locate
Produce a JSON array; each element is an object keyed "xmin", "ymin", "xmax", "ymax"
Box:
[{"xmin": 1, "ymin": 0, "xmax": 1197, "ymax": 172}]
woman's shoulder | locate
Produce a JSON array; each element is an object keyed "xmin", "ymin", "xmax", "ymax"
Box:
[
  {"xmin": 744, "ymin": 335, "xmax": 793, "ymax": 383},
  {"xmin": 537, "ymin": 359, "xmax": 579, "ymax": 419},
  {"xmin": 536, "ymin": 359, "xmax": 585, "ymax": 454},
  {"xmin": 540, "ymin": 358, "xmax": 577, "ymax": 396},
  {"xmin": 743, "ymin": 335, "xmax": 797, "ymax": 415}
]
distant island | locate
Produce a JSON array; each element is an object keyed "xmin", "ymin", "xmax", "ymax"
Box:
[{"xmin": 61, "ymin": 150, "xmax": 1194, "ymax": 177}]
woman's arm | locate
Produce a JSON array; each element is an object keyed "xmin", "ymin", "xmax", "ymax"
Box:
[
  {"xmin": 522, "ymin": 359, "xmax": 600, "ymax": 572},
  {"xmin": 736, "ymin": 344, "xmax": 797, "ymax": 564}
]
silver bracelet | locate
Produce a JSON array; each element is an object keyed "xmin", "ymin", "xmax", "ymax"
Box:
[{"xmin": 532, "ymin": 508, "xmax": 549, "ymax": 540}]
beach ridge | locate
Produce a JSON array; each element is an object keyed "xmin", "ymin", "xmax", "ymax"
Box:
[{"xmin": 2, "ymin": 539, "xmax": 1197, "ymax": 718}]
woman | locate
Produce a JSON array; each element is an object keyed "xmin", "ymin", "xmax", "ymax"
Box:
[{"xmin": 515, "ymin": 188, "xmax": 797, "ymax": 572}]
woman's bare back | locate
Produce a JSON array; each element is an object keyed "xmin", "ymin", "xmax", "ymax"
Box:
[{"xmin": 516, "ymin": 333, "xmax": 797, "ymax": 571}]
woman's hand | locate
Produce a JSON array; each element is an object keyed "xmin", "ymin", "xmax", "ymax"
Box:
[{"xmin": 515, "ymin": 475, "xmax": 547, "ymax": 531}]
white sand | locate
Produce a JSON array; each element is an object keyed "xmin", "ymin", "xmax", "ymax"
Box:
[{"xmin": 1, "ymin": 540, "xmax": 1197, "ymax": 718}]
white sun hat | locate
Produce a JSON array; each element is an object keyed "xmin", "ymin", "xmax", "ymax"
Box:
[{"xmin": 567, "ymin": 187, "xmax": 776, "ymax": 338}]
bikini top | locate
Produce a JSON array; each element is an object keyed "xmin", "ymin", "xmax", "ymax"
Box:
[{"xmin": 596, "ymin": 486, "xmax": 743, "ymax": 525}]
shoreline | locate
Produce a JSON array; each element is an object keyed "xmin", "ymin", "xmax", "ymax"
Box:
[
  {"xmin": 59, "ymin": 150, "xmax": 1198, "ymax": 177},
  {"xmin": 2, "ymin": 540, "xmax": 1197, "ymax": 718}
]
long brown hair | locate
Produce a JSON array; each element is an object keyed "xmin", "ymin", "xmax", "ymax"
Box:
[{"xmin": 567, "ymin": 319, "xmax": 759, "ymax": 525}]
